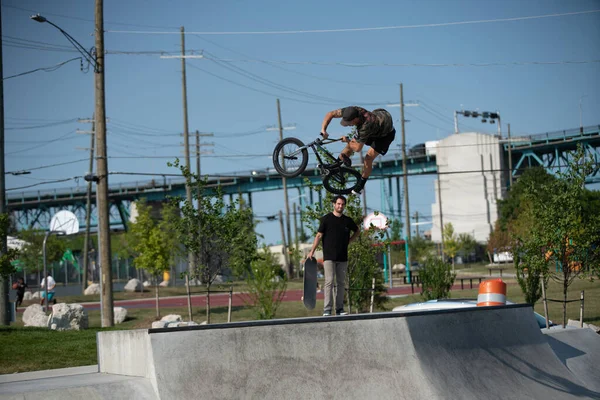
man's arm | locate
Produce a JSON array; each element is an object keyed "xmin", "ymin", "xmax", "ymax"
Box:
[
  {"xmin": 349, "ymin": 227, "xmax": 361, "ymax": 244},
  {"xmin": 320, "ymin": 109, "xmax": 342, "ymax": 138},
  {"xmin": 307, "ymin": 232, "xmax": 323, "ymax": 260}
]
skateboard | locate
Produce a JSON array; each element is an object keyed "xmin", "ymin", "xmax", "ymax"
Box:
[{"xmin": 303, "ymin": 257, "xmax": 318, "ymax": 310}]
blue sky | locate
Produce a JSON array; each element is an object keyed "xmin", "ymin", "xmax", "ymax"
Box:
[{"xmin": 3, "ymin": 0, "xmax": 599, "ymax": 245}]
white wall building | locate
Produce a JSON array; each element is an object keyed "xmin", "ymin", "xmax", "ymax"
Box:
[{"xmin": 430, "ymin": 132, "xmax": 507, "ymax": 243}]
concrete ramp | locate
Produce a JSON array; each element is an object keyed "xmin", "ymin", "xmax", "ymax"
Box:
[
  {"xmin": 545, "ymin": 328, "xmax": 600, "ymax": 392},
  {"xmin": 98, "ymin": 305, "xmax": 599, "ymax": 399}
]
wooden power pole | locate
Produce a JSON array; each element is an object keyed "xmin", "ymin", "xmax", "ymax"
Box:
[
  {"xmin": 95, "ymin": 0, "xmax": 114, "ymax": 327},
  {"xmin": 277, "ymin": 99, "xmax": 293, "ymax": 278},
  {"xmin": 400, "ymin": 83, "xmax": 411, "ymax": 243}
]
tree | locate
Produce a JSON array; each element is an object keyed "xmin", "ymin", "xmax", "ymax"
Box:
[
  {"xmin": 515, "ymin": 145, "xmax": 600, "ymax": 326},
  {"xmin": 129, "ymin": 199, "xmax": 173, "ymax": 319},
  {"xmin": 244, "ymin": 246, "xmax": 287, "ymax": 319},
  {"xmin": 17, "ymin": 228, "xmax": 65, "ymax": 282},
  {"xmin": 409, "ymin": 235, "xmax": 435, "ymax": 264},
  {"xmin": 302, "ymin": 185, "xmax": 388, "ymax": 313},
  {"xmin": 1, "ymin": 214, "xmax": 20, "ymax": 325},
  {"xmin": 168, "ymin": 159, "xmax": 258, "ymax": 323},
  {"xmin": 419, "ymin": 257, "xmax": 456, "ymax": 301},
  {"xmin": 458, "ymin": 233, "xmax": 477, "ymax": 261},
  {"xmin": 389, "ymin": 218, "xmax": 402, "ymax": 242},
  {"xmin": 442, "ymin": 223, "xmax": 459, "ymax": 269}
]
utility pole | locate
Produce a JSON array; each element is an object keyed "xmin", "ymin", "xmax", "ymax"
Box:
[
  {"xmin": 277, "ymin": 99, "xmax": 293, "ymax": 279},
  {"xmin": 0, "ymin": 3, "xmax": 9, "ymax": 326},
  {"xmin": 180, "ymin": 26, "xmax": 196, "ymax": 279},
  {"xmin": 79, "ymin": 116, "xmax": 95, "ymax": 293},
  {"xmin": 95, "ymin": 0, "xmax": 113, "ymax": 327},
  {"xmin": 359, "ymin": 150, "xmax": 368, "ymax": 216},
  {"xmin": 437, "ymin": 177, "xmax": 445, "ymax": 258},
  {"xmin": 414, "ymin": 211, "xmax": 419, "ymax": 237},
  {"xmin": 507, "ymin": 124, "xmax": 513, "ymax": 188},
  {"xmin": 278, "ymin": 210, "xmax": 290, "ymax": 274},
  {"xmin": 400, "ymin": 84, "xmax": 411, "ymax": 243}
]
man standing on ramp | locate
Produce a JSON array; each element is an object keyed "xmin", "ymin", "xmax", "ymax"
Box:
[{"xmin": 307, "ymin": 195, "xmax": 360, "ymax": 316}]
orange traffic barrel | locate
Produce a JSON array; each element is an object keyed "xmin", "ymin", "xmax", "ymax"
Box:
[{"xmin": 477, "ymin": 279, "xmax": 507, "ymax": 306}]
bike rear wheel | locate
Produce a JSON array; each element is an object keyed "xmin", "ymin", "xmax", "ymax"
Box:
[
  {"xmin": 272, "ymin": 137, "xmax": 309, "ymax": 178},
  {"xmin": 323, "ymin": 166, "xmax": 362, "ymax": 195}
]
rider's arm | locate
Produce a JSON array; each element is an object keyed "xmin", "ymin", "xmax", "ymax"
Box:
[{"xmin": 321, "ymin": 109, "xmax": 342, "ymax": 138}]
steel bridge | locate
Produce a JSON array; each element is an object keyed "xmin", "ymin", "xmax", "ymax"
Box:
[{"xmin": 6, "ymin": 125, "xmax": 600, "ymax": 232}]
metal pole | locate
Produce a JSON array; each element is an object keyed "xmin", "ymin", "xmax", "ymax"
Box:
[
  {"xmin": 180, "ymin": 27, "xmax": 195, "ymax": 280},
  {"xmin": 0, "ymin": 2, "xmax": 9, "ymax": 326},
  {"xmin": 454, "ymin": 111, "xmax": 459, "ymax": 134},
  {"xmin": 580, "ymin": 291, "xmax": 584, "ymax": 328},
  {"xmin": 277, "ymin": 99, "xmax": 293, "ymax": 279},
  {"xmin": 42, "ymin": 232, "xmax": 50, "ymax": 313},
  {"xmin": 228, "ymin": 286, "xmax": 233, "ymax": 323},
  {"xmin": 400, "ymin": 84, "xmax": 411, "ymax": 244},
  {"xmin": 437, "ymin": 177, "xmax": 445, "ymax": 257},
  {"xmin": 370, "ymin": 278, "xmax": 375, "ymax": 313},
  {"xmin": 82, "ymin": 115, "xmax": 95, "ymax": 293},
  {"xmin": 95, "ymin": 0, "xmax": 114, "ymax": 327},
  {"xmin": 507, "ymin": 124, "xmax": 514, "ymax": 187}
]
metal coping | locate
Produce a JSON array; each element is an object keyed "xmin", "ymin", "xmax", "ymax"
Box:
[{"xmin": 148, "ymin": 303, "xmax": 531, "ymax": 334}]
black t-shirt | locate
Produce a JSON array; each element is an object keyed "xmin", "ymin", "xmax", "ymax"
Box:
[{"xmin": 318, "ymin": 213, "xmax": 359, "ymax": 262}]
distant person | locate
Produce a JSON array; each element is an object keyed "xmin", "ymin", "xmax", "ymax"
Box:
[
  {"xmin": 40, "ymin": 273, "xmax": 56, "ymax": 306},
  {"xmin": 320, "ymin": 106, "xmax": 395, "ymax": 194},
  {"xmin": 307, "ymin": 195, "xmax": 360, "ymax": 316},
  {"xmin": 14, "ymin": 278, "xmax": 28, "ymax": 307}
]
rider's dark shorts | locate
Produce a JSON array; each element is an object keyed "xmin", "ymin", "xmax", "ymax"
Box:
[{"xmin": 365, "ymin": 129, "xmax": 396, "ymax": 156}]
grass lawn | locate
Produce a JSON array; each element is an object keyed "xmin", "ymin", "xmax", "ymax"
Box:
[{"xmin": 2, "ymin": 265, "xmax": 598, "ymax": 375}]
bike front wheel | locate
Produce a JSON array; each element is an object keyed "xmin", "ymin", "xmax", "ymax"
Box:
[
  {"xmin": 272, "ymin": 137, "xmax": 309, "ymax": 178},
  {"xmin": 322, "ymin": 166, "xmax": 362, "ymax": 195}
]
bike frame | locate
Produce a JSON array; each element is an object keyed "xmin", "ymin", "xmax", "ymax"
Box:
[{"xmin": 288, "ymin": 138, "xmax": 342, "ymax": 170}]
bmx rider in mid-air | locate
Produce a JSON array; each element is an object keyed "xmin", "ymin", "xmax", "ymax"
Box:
[{"xmin": 320, "ymin": 106, "xmax": 396, "ymax": 194}]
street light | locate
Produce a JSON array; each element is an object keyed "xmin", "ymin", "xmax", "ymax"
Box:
[
  {"xmin": 454, "ymin": 109, "xmax": 501, "ymax": 137},
  {"xmin": 30, "ymin": 9, "xmax": 114, "ymax": 327},
  {"xmin": 30, "ymin": 14, "xmax": 98, "ymax": 72}
]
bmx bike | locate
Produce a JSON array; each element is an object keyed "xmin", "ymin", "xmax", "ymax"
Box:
[{"xmin": 272, "ymin": 136, "xmax": 362, "ymax": 195}]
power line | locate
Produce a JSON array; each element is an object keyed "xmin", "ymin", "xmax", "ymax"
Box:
[
  {"xmin": 3, "ymin": 57, "xmax": 83, "ymax": 80},
  {"xmin": 5, "ymin": 158, "xmax": 88, "ymax": 175},
  {"xmin": 5, "ymin": 118, "xmax": 78, "ymax": 130},
  {"xmin": 202, "ymin": 57, "xmax": 600, "ymax": 68},
  {"xmin": 5, "ymin": 130, "xmax": 79, "ymax": 155},
  {"xmin": 105, "ymin": 10, "xmax": 600, "ymax": 35}
]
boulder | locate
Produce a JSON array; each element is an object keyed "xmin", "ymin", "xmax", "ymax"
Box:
[
  {"xmin": 124, "ymin": 279, "xmax": 143, "ymax": 292},
  {"xmin": 161, "ymin": 314, "xmax": 182, "ymax": 323},
  {"xmin": 113, "ymin": 307, "xmax": 128, "ymax": 324},
  {"xmin": 159, "ymin": 280, "xmax": 169, "ymax": 287},
  {"xmin": 22, "ymin": 304, "xmax": 49, "ymax": 328},
  {"xmin": 393, "ymin": 263, "xmax": 406, "ymax": 272},
  {"xmin": 152, "ymin": 320, "xmax": 168, "ymax": 329},
  {"xmin": 167, "ymin": 321, "xmax": 201, "ymax": 328},
  {"xmin": 143, "ymin": 280, "xmax": 151, "ymax": 288},
  {"xmin": 31, "ymin": 291, "xmax": 41, "ymax": 300},
  {"xmin": 84, "ymin": 283, "xmax": 100, "ymax": 295},
  {"xmin": 23, "ymin": 292, "xmax": 33, "ymax": 301},
  {"xmin": 48, "ymin": 303, "xmax": 88, "ymax": 331}
]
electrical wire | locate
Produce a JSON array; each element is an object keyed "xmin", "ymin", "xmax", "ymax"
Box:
[
  {"xmin": 5, "ymin": 118, "xmax": 78, "ymax": 130},
  {"xmin": 105, "ymin": 10, "xmax": 600, "ymax": 35},
  {"xmin": 5, "ymin": 130, "xmax": 79, "ymax": 155},
  {"xmin": 5, "ymin": 158, "xmax": 88, "ymax": 175},
  {"xmin": 3, "ymin": 57, "xmax": 83, "ymax": 80}
]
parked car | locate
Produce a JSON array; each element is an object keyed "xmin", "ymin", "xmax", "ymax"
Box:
[{"xmin": 392, "ymin": 299, "xmax": 557, "ymax": 330}]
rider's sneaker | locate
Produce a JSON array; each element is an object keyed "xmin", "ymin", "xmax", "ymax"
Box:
[
  {"xmin": 340, "ymin": 154, "xmax": 352, "ymax": 167},
  {"xmin": 352, "ymin": 179, "xmax": 366, "ymax": 195}
]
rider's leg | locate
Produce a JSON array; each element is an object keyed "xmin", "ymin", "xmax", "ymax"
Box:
[
  {"xmin": 339, "ymin": 141, "xmax": 363, "ymax": 166},
  {"xmin": 352, "ymin": 147, "xmax": 380, "ymax": 194}
]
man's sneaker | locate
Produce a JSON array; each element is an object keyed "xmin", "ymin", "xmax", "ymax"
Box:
[
  {"xmin": 336, "ymin": 310, "xmax": 348, "ymax": 316},
  {"xmin": 323, "ymin": 312, "xmax": 331, "ymax": 316}
]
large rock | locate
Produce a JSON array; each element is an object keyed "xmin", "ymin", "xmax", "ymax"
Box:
[
  {"xmin": 113, "ymin": 307, "xmax": 128, "ymax": 324},
  {"xmin": 48, "ymin": 303, "xmax": 88, "ymax": 331},
  {"xmin": 31, "ymin": 291, "xmax": 40, "ymax": 300},
  {"xmin": 23, "ymin": 292, "xmax": 33, "ymax": 301},
  {"xmin": 84, "ymin": 283, "xmax": 100, "ymax": 295},
  {"xmin": 161, "ymin": 314, "xmax": 182, "ymax": 323},
  {"xmin": 124, "ymin": 279, "xmax": 143, "ymax": 292},
  {"xmin": 143, "ymin": 280, "xmax": 151, "ymax": 288},
  {"xmin": 159, "ymin": 280, "xmax": 169, "ymax": 287},
  {"xmin": 152, "ymin": 321, "xmax": 168, "ymax": 329},
  {"xmin": 22, "ymin": 304, "xmax": 49, "ymax": 327}
]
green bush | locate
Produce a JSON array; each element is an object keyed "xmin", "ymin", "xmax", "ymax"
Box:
[{"xmin": 419, "ymin": 257, "xmax": 456, "ymax": 301}]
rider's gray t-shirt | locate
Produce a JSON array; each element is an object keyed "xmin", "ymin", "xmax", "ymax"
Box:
[{"xmin": 344, "ymin": 107, "xmax": 394, "ymax": 144}]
